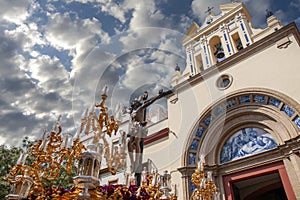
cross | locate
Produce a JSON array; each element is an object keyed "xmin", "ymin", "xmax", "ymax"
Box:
[
  {"xmin": 127, "ymin": 89, "xmax": 173, "ymax": 186},
  {"xmin": 205, "ymin": 7, "xmax": 214, "ymax": 15}
]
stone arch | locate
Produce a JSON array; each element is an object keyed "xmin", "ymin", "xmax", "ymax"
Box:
[{"xmin": 184, "ymin": 88, "xmax": 300, "ymax": 167}]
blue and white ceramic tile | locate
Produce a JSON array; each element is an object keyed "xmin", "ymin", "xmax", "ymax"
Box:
[
  {"xmin": 282, "ymin": 104, "xmax": 295, "ymax": 117},
  {"xmin": 190, "ymin": 139, "xmax": 199, "ymax": 150},
  {"xmin": 226, "ymin": 99, "xmax": 236, "ymax": 109},
  {"xmin": 203, "ymin": 115, "xmax": 212, "ymax": 126},
  {"xmin": 189, "ymin": 153, "xmax": 196, "ymax": 164},
  {"xmin": 239, "ymin": 96, "xmax": 250, "ymax": 104},
  {"xmin": 189, "ymin": 179, "xmax": 197, "ymax": 193},
  {"xmin": 268, "ymin": 97, "xmax": 281, "ymax": 108},
  {"xmin": 254, "ymin": 95, "xmax": 266, "ymax": 103},
  {"xmin": 221, "ymin": 128, "xmax": 277, "ymax": 163},
  {"xmin": 294, "ymin": 116, "xmax": 300, "ymax": 130},
  {"xmin": 196, "ymin": 127, "xmax": 205, "ymax": 137}
]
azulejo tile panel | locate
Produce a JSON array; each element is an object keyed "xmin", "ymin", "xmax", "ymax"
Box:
[
  {"xmin": 268, "ymin": 97, "xmax": 281, "ymax": 108},
  {"xmin": 196, "ymin": 127, "xmax": 205, "ymax": 137},
  {"xmin": 239, "ymin": 95, "xmax": 250, "ymax": 104},
  {"xmin": 190, "ymin": 139, "xmax": 199, "ymax": 150},
  {"xmin": 294, "ymin": 116, "xmax": 300, "ymax": 130},
  {"xmin": 203, "ymin": 115, "xmax": 212, "ymax": 126},
  {"xmin": 254, "ymin": 95, "xmax": 266, "ymax": 103},
  {"xmin": 282, "ymin": 104, "xmax": 295, "ymax": 117},
  {"xmin": 220, "ymin": 128, "xmax": 277, "ymax": 163},
  {"xmin": 189, "ymin": 153, "xmax": 196, "ymax": 165},
  {"xmin": 226, "ymin": 99, "xmax": 236, "ymax": 109}
]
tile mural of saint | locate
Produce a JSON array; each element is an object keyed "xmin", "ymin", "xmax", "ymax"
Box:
[{"xmin": 221, "ymin": 128, "xmax": 277, "ymax": 163}]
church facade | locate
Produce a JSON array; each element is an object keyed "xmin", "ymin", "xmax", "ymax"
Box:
[{"xmin": 140, "ymin": 2, "xmax": 300, "ymax": 200}]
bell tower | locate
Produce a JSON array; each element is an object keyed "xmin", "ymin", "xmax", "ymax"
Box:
[{"xmin": 173, "ymin": 2, "xmax": 282, "ymax": 86}]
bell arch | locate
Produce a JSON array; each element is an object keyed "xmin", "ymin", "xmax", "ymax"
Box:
[
  {"xmin": 209, "ymin": 35, "xmax": 225, "ymax": 64},
  {"xmin": 184, "ymin": 88, "xmax": 300, "ymax": 167}
]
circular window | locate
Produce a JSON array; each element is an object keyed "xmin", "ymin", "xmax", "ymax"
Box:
[{"xmin": 216, "ymin": 74, "xmax": 232, "ymax": 90}]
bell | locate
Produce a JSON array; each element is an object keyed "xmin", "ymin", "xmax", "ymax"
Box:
[
  {"xmin": 237, "ymin": 43, "xmax": 243, "ymax": 51},
  {"xmin": 214, "ymin": 48, "xmax": 225, "ymax": 58}
]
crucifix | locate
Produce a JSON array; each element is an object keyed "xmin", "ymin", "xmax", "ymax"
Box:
[
  {"xmin": 127, "ymin": 89, "xmax": 172, "ymax": 186},
  {"xmin": 205, "ymin": 6, "xmax": 214, "ymax": 24},
  {"xmin": 205, "ymin": 6, "xmax": 214, "ymax": 15}
]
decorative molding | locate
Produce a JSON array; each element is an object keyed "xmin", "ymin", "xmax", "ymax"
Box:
[
  {"xmin": 144, "ymin": 128, "xmax": 169, "ymax": 146},
  {"xmin": 108, "ymin": 178, "xmax": 119, "ymax": 185},
  {"xmin": 277, "ymin": 36, "xmax": 292, "ymax": 49}
]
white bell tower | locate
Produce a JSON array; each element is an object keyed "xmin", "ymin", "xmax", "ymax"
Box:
[{"xmin": 172, "ymin": 2, "xmax": 282, "ymax": 87}]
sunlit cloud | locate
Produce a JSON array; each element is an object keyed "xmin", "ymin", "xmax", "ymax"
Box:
[{"xmin": 0, "ymin": 0, "xmax": 298, "ymax": 147}]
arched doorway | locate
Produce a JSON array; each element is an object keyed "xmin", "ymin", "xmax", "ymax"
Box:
[{"xmin": 180, "ymin": 88, "xmax": 300, "ymax": 200}]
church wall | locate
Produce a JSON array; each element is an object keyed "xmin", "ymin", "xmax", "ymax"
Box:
[
  {"xmin": 169, "ymin": 32, "xmax": 300, "ymax": 147},
  {"xmin": 165, "ymin": 26, "xmax": 300, "ymax": 199},
  {"xmin": 137, "ymin": 4, "xmax": 299, "ymax": 197},
  {"xmin": 222, "ymin": 34, "xmax": 300, "ymax": 103}
]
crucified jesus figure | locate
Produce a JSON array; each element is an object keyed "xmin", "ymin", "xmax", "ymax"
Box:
[{"xmin": 127, "ymin": 89, "xmax": 171, "ymax": 173}]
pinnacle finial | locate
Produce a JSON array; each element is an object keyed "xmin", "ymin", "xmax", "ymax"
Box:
[
  {"xmin": 175, "ymin": 64, "xmax": 180, "ymax": 72},
  {"xmin": 266, "ymin": 9, "xmax": 273, "ymax": 19}
]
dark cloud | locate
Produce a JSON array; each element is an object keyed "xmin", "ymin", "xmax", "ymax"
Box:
[
  {"xmin": 0, "ymin": 35, "xmax": 21, "ymax": 75},
  {"xmin": 0, "ymin": 77, "xmax": 35, "ymax": 95},
  {"xmin": 0, "ymin": 111, "xmax": 40, "ymax": 146}
]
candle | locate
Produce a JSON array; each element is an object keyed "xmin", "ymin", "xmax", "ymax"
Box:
[
  {"xmin": 152, "ymin": 169, "xmax": 158, "ymax": 186},
  {"xmin": 102, "ymin": 85, "xmax": 108, "ymax": 95},
  {"xmin": 199, "ymin": 154, "xmax": 205, "ymax": 163},
  {"xmin": 40, "ymin": 131, "xmax": 48, "ymax": 150},
  {"xmin": 115, "ymin": 103, "xmax": 122, "ymax": 123},
  {"xmin": 207, "ymin": 171, "xmax": 213, "ymax": 181},
  {"xmin": 41, "ymin": 129, "xmax": 47, "ymax": 140},
  {"xmin": 98, "ymin": 143, "xmax": 104, "ymax": 155},
  {"xmin": 174, "ymin": 184, "xmax": 177, "ymax": 196},
  {"xmin": 141, "ymin": 167, "xmax": 147, "ymax": 185},
  {"xmin": 200, "ymin": 178, "xmax": 206, "ymax": 189},
  {"xmin": 17, "ymin": 151, "xmax": 28, "ymax": 165},
  {"xmin": 198, "ymin": 154, "xmax": 205, "ymax": 170},
  {"xmin": 119, "ymin": 130, "xmax": 126, "ymax": 148},
  {"xmin": 61, "ymin": 134, "xmax": 67, "ymax": 149},
  {"xmin": 125, "ymin": 173, "xmax": 130, "ymax": 187},
  {"xmin": 73, "ymin": 128, "xmax": 80, "ymax": 140}
]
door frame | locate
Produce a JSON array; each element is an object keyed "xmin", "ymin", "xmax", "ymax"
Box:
[{"xmin": 222, "ymin": 161, "xmax": 296, "ymax": 200}]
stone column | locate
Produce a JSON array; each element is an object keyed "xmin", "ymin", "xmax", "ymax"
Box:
[
  {"xmin": 178, "ymin": 166, "xmax": 195, "ymax": 200},
  {"xmin": 283, "ymin": 154, "xmax": 300, "ymax": 199}
]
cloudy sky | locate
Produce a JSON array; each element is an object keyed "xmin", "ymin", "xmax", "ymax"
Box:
[{"xmin": 0, "ymin": 0, "xmax": 299, "ymax": 147}]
